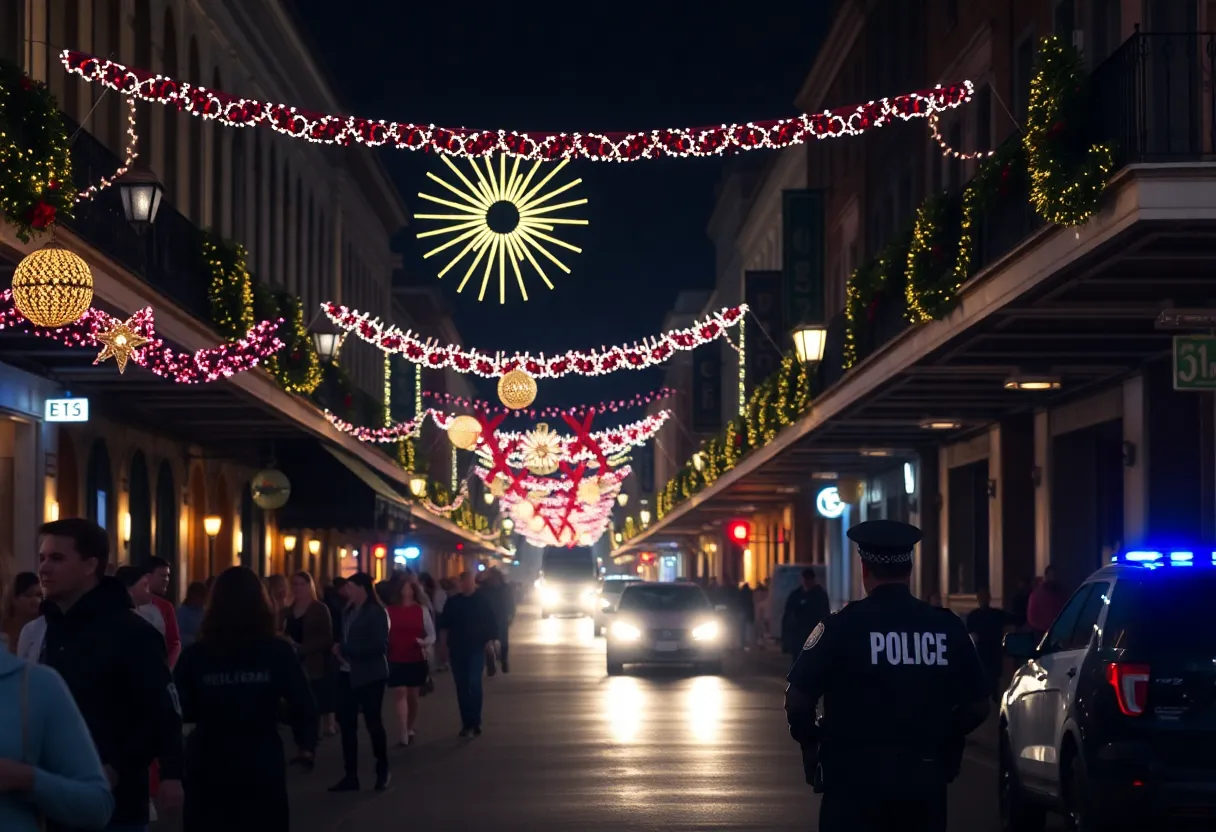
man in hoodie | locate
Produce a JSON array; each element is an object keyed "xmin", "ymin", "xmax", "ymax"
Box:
[{"xmin": 26, "ymin": 518, "xmax": 184, "ymax": 832}]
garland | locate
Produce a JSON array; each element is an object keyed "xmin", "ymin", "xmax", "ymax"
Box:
[
  {"xmin": 0, "ymin": 62, "xmax": 73, "ymax": 242},
  {"xmin": 203, "ymin": 233, "xmax": 255, "ymax": 341},
  {"xmin": 422, "ymin": 387, "xmax": 674, "ymax": 418},
  {"xmin": 325, "ymin": 302, "xmax": 747, "ymax": 379},
  {"xmin": 905, "ymin": 193, "xmax": 960, "ymax": 323},
  {"xmin": 1025, "ymin": 36, "xmax": 1114, "ymax": 227},
  {"xmin": 62, "ymin": 50, "xmax": 975, "ymax": 164},
  {"xmin": 952, "ymin": 141, "xmax": 1027, "ymax": 290},
  {"xmin": 842, "ymin": 235, "xmax": 909, "ymax": 369},
  {"xmin": 254, "ymin": 283, "xmax": 321, "ymax": 395}
]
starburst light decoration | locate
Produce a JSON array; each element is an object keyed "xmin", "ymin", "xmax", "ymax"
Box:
[
  {"xmin": 415, "ymin": 155, "xmax": 588, "ymax": 304},
  {"xmin": 94, "ymin": 315, "xmax": 149, "ymax": 373},
  {"xmin": 520, "ymin": 424, "xmax": 562, "ymax": 476}
]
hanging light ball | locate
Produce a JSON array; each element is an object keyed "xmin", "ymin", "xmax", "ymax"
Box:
[
  {"xmin": 513, "ymin": 500, "xmax": 535, "ymax": 521},
  {"xmin": 445, "ymin": 414, "xmax": 482, "ymax": 450},
  {"xmin": 489, "ymin": 475, "xmax": 507, "ymax": 498},
  {"xmin": 576, "ymin": 477, "xmax": 601, "ymax": 505},
  {"xmin": 528, "ymin": 514, "xmax": 546, "ymax": 533},
  {"xmin": 12, "ymin": 244, "xmax": 94, "ymax": 328},
  {"xmin": 497, "ymin": 369, "xmax": 538, "ymax": 410},
  {"xmin": 836, "ymin": 476, "xmax": 866, "ymax": 504}
]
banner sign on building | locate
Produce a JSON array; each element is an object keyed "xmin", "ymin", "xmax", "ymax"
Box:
[
  {"xmin": 782, "ymin": 189, "xmax": 826, "ymax": 329},
  {"xmin": 744, "ymin": 270, "xmax": 784, "ymax": 394},
  {"xmin": 691, "ymin": 346, "xmax": 722, "ymax": 433}
]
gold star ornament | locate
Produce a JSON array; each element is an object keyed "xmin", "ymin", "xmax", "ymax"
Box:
[{"xmin": 94, "ymin": 316, "xmax": 149, "ymax": 373}]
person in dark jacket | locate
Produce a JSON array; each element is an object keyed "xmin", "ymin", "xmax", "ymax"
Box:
[
  {"xmin": 329, "ymin": 572, "xmax": 390, "ymax": 793},
  {"xmin": 438, "ymin": 571, "xmax": 498, "ymax": 737},
  {"xmin": 32, "ymin": 518, "xmax": 183, "ymax": 832},
  {"xmin": 781, "ymin": 568, "xmax": 830, "ymax": 656},
  {"xmin": 481, "ymin": 568, "xmax": 516, "ymax": 673},
  {"xmin": 174, "ymin": 566, "xmax": 316, "ymax": 832}
]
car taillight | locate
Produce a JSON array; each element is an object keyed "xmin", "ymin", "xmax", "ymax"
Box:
[{"xmin": 1105, "ymin": 662, "xmax": 1150, "ymax": 716}]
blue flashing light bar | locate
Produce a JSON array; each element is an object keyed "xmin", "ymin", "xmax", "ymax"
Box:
[{"xmin": 1111, "ymin": 549, "xmax": 1216, "ymax": 567}]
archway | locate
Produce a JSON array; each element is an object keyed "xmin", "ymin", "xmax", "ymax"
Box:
[
  {"xmin": 187, "ymin": 466, "xmax": 207, "ymax": 582},
  {"xmin": 55, "ymin": 428, "xmax": 79, "ymax": 518},
  {"xmin": 85, "ymin": 438, "xmax": 114, "ymax": 535},
  {"xmin": 212, "ymin": 473, "xmax": 233, "ymax": 573},
  {"xmin": 128, "ymin": 451, "xmax": 152, "ymax": 565},
  {"xmin": 155, "ymin": 460, "xmax": 178, "ymax": 597}
]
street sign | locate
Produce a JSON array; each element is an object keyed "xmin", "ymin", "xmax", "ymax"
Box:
[
  {"xmin": 44, "ymin": 398, "xmax": 89, "ymax": 422},
  {"xmin": 1172, "ymin": 335, "xmax": 1216, "ymax": 390}
]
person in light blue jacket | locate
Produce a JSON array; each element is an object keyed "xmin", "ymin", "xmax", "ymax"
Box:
[{"xmin": 0, "ymin": 647, "xmax": 114, "ymax": 831}]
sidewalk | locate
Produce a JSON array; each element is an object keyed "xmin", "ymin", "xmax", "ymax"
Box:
[{"xmin": 732, "ymin": 644, "xmax": 1000, "ymax": 756}]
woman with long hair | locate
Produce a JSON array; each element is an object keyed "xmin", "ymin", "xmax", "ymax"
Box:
[
  {"xmin": 284, "ymin": 571, "xmax": 334, "ymax": 769},
  {"xmin": 174, "ymin": 567, "xmax": 316, "ymax": 832},
  {"xmin": 386, "ymin": 580, "xmax": 435, "ymax": 746},
  {"xmin": 266, "ymin": 574, "xmax": 289, "ymax": 631},
  {"xmin": 2, "ymin": 573, "xmax": 41, "ymax": 654},
  {"xmin": 329, "ymin": 572, "xmax": 390, "ymax": 793}
]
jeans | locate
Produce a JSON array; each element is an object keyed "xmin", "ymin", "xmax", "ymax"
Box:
[
  {"xmin": 336, "ymin": 674, "xmax": 388, "ymax": 780},
  {"xmin": 451, "ymin": 648, "xmax": 486, "ymax": 729},
  {"xmin": 497, "ymin": 628, "xmax": 510, "ymax": 669}
]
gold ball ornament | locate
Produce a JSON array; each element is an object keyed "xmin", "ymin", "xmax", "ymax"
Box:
[
  {"xmin": 497, "ymin": 369, "xmax": 538, "ymax": 410},
  {"xmin": 836, "ymin": 476, "xmax": 866, "ymax": 504},
  {"xmin": 12, "ymin": 244, "xmax": 94, "ymax": 328},
  {"xmin": 576, "ymin": 477, "xmax": 601, "ymax": 505},
  {"xmin": 445, "ymin": 414, "xmax": 482, "ymax": 450},
  {"xmin": 513, "ymin": 500, "xmax": 535, "ymax": 521},
  {"xmin": 489, "ymin": 475, "xmax": 507, "ymax": 498},
  {"xmin": 527, "ymin": 514, "xmax": 546, "ymax": 533}
]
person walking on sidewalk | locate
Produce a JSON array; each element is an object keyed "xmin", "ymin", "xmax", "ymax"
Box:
[
  {"xmin": 438, "ymin": 571, "xmax": 498, "ymax": 737},
  {"xmin": 283, "ymin": 572, "xmax": 334, "ymax": 771},
  {"xmin": 781, "ymin": 569, "xmax": 829, "ymax": 657},
  {"xmin": 174, "ymin": 567, "xmax": 316, "ymax": 832},
  {"xmin": 22, "ymin": 518, "xmax": 184, "ymax": 832},
  {"xmin": 481, "ymin": 568, "xmax": 515, "ymax": 673},
  {"xmin": 329, "ymin": 573, "xmax": 390, "ymax": 793},
  {"xmin": 386, "ymin": 581, "xmax": 435, "ymax": 746}
]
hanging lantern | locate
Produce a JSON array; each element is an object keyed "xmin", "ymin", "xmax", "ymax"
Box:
[
  {"xmin": 836, "ymin": 476, "xmax": 865, "ymax": 504},
  {"xmin": 12, "ymin": 244, "xmax": 94, "ymax": 328},
  {"xmin": 445, "ymin": 414, "xmax": 482, "ymax": 450},
  {"xmin": 576, "ymin": 477, "xmax": 601, "ymax": 505},
  {"xmin": 497, "ymin": 369, "xmax": 538, "ymax": 410}
]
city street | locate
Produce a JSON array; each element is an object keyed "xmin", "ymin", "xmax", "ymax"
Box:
[{"xmin": 159, "ymin": 607, "xmax": 1002, "ymax": 831}]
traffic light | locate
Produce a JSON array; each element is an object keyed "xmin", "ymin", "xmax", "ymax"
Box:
[{"xmin": 727, "ymin": 519, "xmax": 751, "ymax": 543}]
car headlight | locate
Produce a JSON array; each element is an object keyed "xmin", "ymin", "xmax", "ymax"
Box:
[
  {"xmin": 599, "ymin": 596, "xmax": 613, "ymax": 610},
  {"xmin": 691, "ymin": 621, "xmax": 719, "ymax": 642},
  {"xmin": 540, "ymin": 587, "xmax": 559, "ymax": 606},
  {"xmin": 610, "ymin": 620, "xmax": 642, "ymax": 642},
  {"xmin": 582, "ymin": 588, "xmax": 597, "ymax": 602}
]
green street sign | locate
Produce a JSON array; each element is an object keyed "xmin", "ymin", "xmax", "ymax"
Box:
[{"xmin": 1172, "ymin": 335, "xmax": 1216, "ymax": 389}]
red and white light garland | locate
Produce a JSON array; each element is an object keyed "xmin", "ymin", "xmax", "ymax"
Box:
[
  {"xmin": 0, "ymin": 291, "xmax": 283, "ymax": 382},
  {"xmin": 324, "ymin": 302, "xmax": 745, "ymax": 379},
  {"xmin": 61, "ymin": 50, "xmax": 974, "ymax": 163},
  {"xmin": 422, "ymin": 387, "xmax": 674, "ymax": 419},
  {"xmin": 496, "ymin": 465, "xmax": 629, "ymax": 548}
]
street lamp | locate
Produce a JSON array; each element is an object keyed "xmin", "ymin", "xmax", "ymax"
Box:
[
  {"xmin": 308, "ymin": 313, "xmax": 345, "ymax": 365},
  {"xmin": 283, "ymin": 534, "xmax": 297, "ymax": 553},
  {"xmin": 203, "ymin": 515, "xmax": 221, "ymax": 571},
  {"xmin": 484, "ymin": 492, "xmax": 495, "ymax": 505},
  {"xmin": 502, "ymin": 517, "xmax": 514, "ymax": 532},
  {"xmin": 115, "ymin": 165, "xmax": 164, "ymax": 231},
  {"xmin": 639, "ymin": 508, "xmax": 651, "ymax": 527},
  {"xmin": 408, "ymin": 474, "xmax": 427, "ymax": 498},
  {"xmin": 791, "ymin": 323, "xmax": 828, "ymax": 366},
  {"xmin": 617, "ymin": 493, "xmax": 629, "ymax": 507},
  {"xmin": 307, "ymin": 538, "xmax": 321, "ymax": 556}
]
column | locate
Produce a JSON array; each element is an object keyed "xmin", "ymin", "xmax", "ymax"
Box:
[
  {"xmin": 1033, "ymin": 410, "xmax": 1051, "ymax": 575},
  {"xmin": 998, "ymin": 415, "xmax": 1035, "ymax": 608},
  {"xmin": 915, "ymin": 448, "xmax": 941, "ymax": 602},
  {"xmin": 1122, "ymin": 376, "xmax": 1147, "ymax": 547}
]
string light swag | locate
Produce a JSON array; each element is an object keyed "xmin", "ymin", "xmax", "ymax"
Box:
[
  {"xmin": 322, "ymin": 410, "xmax": 423, "ymax": 443},
  {"xmin": 0, "ymin": 61, "xmax": 73, "ymax": 242},
  {"xmin": 422, "ymin": 387, "xmax": 674, "ymax": 418},
  {"xmin": 928, "ymin": 112, "xmax": 994, "ymax": 161},
  {"xmin": 324, "ymin": 302, "xmax": 746, "ymax": 378},
  {"xmin": 76, "ymin": 98, "xmax": 139, "ymax": 203},
  {"xmin": 1024, "ymin": 36, "xmax": 1114, "ymax": 227},
  {"xmin": 62, "ymin": 50, "xmax": 975, "ymax": 163},
  {"xmin": 0, "ymin": 290, "xmax": 283, "ymax": 382}
]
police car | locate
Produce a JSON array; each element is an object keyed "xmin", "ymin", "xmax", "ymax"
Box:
[{"xmin": 1000, "ymin": 549, "xmax": 1216, "ymax": 831}]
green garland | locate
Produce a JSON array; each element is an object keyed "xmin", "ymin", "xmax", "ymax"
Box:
[
  {"xmin": 905, "ymin": 193, "xmax": 960, "ymax": 323},
  {"xmin": 253, "ymin": 282, "xmax": 322, "ymax": 395},
  {"xmin": 952, "ymin": 142, "xmax": 1027, "ymax": 291},
  {"xmin": 1025, "ymin": 35, "xmax": 1114, "ymax": 227},
  {"xmin": 843, "ymin": 236, "xmax": 909, "ymax": 369},
  {"xmin": 202, "ymin": 233, "xmax": 255, "ymax": 340},
  {"xmin": 0, "ymin": 62, "xmax": 74, "ymax": 243}
]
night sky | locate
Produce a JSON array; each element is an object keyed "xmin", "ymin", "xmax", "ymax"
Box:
[{"xmin": 292, "ymin": 1, "xmax": 827, "ymax": 407}]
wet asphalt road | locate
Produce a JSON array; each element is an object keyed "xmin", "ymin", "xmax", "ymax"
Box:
[{"xmin": 157, "ymin": 608, "xmax": 1006, "ymax": 831}]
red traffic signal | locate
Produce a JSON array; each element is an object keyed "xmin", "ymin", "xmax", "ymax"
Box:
[{"xmin": 727, "ymin": 520, "xmax": 750, "ymax": 543}]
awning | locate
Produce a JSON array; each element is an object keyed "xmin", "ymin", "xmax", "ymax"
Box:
[{"xmin": 277, "ymin": 442, "xmax": 412, "ymax": 533}]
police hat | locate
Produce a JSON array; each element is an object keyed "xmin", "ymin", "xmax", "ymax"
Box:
[{"xmin": 847, "ymin": 519, "xmax": 922, "ymax": 565}]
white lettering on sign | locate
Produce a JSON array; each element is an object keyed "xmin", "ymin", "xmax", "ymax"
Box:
[
  {"xmin": 869, "ymin": 632, "xmax": 948, "ymax": 666},
  {"xmin": 44, "ymin": 398, "xmax": 89, "ymax": 423}
]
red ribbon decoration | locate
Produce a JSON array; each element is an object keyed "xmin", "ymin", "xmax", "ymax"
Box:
[
  {"xmin": 561, "ymin": 410, "xmax": 610, "ymax": 471},
  {"xmin": 477, "ymin": 414, "xmax": 527, "ymax": 498},
  {"xmin": 557, "ymin": 461, "xmax": 587, "ymax": 541}
]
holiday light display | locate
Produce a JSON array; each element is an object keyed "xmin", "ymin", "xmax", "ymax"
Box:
[
  {"xmin": 497, "ymin": 368, "xmax": 537, "ymax": 408},
  {"xmin": 323, "ymin": 302, "xmax": 746, "ymax": 378},
  {"xmin": 445, "ymin": 414, "xmax": 483, "ymax": 450},
  {"xmin": 93, "ymin": 315, "xmax": 149, "ymax": 373},
  {"xmin": 417, "ymin": 155, "xmax": 587, "ymax": 302},
  {"xmin": 519, "ymin": 424, "xmax": 562, "ymax": 475},
  {"xmin": 451, "ymin": 410, "xmax": 670, "ymax": 468},
  {"xmin": 1, "ymin": 62, "xmax": 74, "ymax": 243},
  {"xmin": 61, "ymin": 50, "xmax": 974, "ymax": 163},
  {"xmin": 75, "ymin": 97, "xmax": 139, "ymax": 203},
  {"xmin": 0, "ymin": 290, "xmax": 282, "ymax": 382},
  {"xmin": 422, "ymin": 387, "xmax": 673, "ymax": 418},
  {"xmin": 11, "ymin": 245, "xmax": 94, "ymax": 328},
  {"xmin": 928, "ymin": 112, "xmax": 994, "ymax": 161}
]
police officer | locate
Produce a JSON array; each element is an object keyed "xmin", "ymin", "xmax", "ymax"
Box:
[{"xmin": 784, "ymin": 519, "xmax": 990, "ymax": 831}]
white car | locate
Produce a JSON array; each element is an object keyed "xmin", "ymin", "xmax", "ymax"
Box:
[
  {"xmin": 593, "ymin": 576, "xmax": 642, "ymax": 636},
  {"xmin": 605, "ymin": 582, "xmax": 725, "ymax": 675}
]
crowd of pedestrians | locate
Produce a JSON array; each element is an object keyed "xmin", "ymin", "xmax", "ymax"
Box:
[{"xmin": 0, "ymin": 515, "xmax": 514, "ymax": 831}]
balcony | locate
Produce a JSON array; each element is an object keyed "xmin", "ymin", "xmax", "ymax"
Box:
[{"xmin": 60, "ymin": 116, "xmax": 212, "ymax": 322}]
